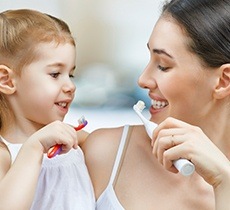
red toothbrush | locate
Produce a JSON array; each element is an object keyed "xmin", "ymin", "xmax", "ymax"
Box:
[{"xmin": 47, "ymin": 116, "xmax": 88, "ymax": 158}]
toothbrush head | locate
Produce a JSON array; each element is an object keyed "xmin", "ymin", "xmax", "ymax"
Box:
[
  {"xmin": 74, "ymin": 116, "xmax": 88, "ymax": 131},
  {"xmin": 133, "ymin": 100, "xmax": 146, "ymax": 112},
  {"xmin": 78, "ymin": 116, "xmax": 88, "ymax": 126}
]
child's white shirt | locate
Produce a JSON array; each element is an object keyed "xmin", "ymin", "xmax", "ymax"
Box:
[{"xmin": 1, "ymin": 138, "xmax": 95, "ymax": 210}]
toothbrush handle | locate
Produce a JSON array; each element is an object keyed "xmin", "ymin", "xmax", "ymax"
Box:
[
  {"xmin": 47, "ymin": 121, "xmax": 88, "ymax": 158},
  {"xmin": 144, "ymin": 121, "xmax": 195, "ymax": 176},
  {"xmin": 47, "ymin": 144, "xmax": 62, "ymax": 158},
  {"xmin": 173, "ymin": 158, "xmax": 195, "ymax": 176},
  {"xmin": 132, "ymin": 105, "xmax": 195, "ymax": 176}
]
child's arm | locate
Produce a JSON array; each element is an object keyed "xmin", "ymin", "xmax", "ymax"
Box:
[
  {"xmin": 0, "ymin": 121, "xmax": 79, "ymax": 210},
  {"xmin": 0, "ymin": 139, "xmax": 44, "ymax": 210}
]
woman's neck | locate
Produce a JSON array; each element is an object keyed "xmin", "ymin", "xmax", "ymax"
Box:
[{"xmin": 200, "ymin": 108, "xmax": 230, "ymax": 157}]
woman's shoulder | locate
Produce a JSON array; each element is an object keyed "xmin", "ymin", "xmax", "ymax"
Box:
[
  {"xmin": 82, "ymin": 125, "xmax": 145, "ymax": 159},
  {"xmin": 82, "ymin": 126, "xmax": 125, "ymax": 161},
  {"xmin": 82, "ymin": 126, "xmax": 127, "ymax": 197}
]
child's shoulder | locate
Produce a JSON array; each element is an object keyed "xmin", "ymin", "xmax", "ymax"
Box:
[
  {"xmin": 0, "ymin": 141, "xmax": 11, "ymax": 177},
  {"xmin": 0, "ymin": 140, "xmax": 10, "ymax": 155}
]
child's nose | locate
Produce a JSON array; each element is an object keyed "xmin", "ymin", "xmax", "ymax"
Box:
[{"xmin": 63, "ymin": 79, "xmax": 76, "ymax": 94}]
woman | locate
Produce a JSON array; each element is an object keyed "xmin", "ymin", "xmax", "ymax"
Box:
[{"xmin": 82, "ymin": 0, "xmax": 230, "ymax": 209}]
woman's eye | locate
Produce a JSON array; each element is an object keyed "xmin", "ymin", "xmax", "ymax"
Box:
[
  {"xmin": 50, "ymin": 72, "xmax": 60, "ymax": 78},
  {"xmin": 157, "ymin": 65, "xmax": 169, "ymax": 71}
]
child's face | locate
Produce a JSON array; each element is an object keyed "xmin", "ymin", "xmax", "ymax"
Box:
[{"xmin": 14, "ymin": 42, "xmax": 76, "ymax": 126}]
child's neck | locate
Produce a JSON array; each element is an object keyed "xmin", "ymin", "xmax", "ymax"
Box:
[{"xmin": 1, "ymin": 121, "xmax": 42, "ymax": 144}]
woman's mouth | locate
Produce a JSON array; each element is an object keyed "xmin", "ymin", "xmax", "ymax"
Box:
[{"xmin": 151, "ymin": 99, "xmax": 168, "ymax": 109}]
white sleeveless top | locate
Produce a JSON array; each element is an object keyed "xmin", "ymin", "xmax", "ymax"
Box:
[
  {"xmin": 1, "ymin": 137, "xmax": 95, "ymax": 210},
  {"xmin": 96, "ymin": 125, "xmax": 131, "ymax": 210}
]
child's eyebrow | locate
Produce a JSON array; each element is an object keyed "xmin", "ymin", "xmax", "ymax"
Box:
[
  {"xmin": 47, "ymin": 62, "xmax": 64, "ymax": 68},
  {"xmin": 47, "ymin": 63, "xmax": 76, "ymax": 70}
]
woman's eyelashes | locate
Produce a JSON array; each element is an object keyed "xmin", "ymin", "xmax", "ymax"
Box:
[{"xmin": 157, "ymin": 64, "xmax": 170, "ymax": 71}]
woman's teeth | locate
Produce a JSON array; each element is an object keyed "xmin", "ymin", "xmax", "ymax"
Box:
[{"xmin": 151, "ymin": 99, "xmax": 168, "ymax": 109}]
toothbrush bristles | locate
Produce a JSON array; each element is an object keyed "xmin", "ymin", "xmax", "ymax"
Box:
[
  {"xmin": 134, "ymin": 100, "xmax": 146, "ymax": 112},
  {"xmin": 78, "ymin": 116, "xmax": 87, "ymax": 124}
]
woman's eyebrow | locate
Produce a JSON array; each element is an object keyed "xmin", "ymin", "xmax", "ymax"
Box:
[
  {"xmin": 152, "ymin": 49, "xmax": 174, "ymax": 59},
  {"xmin": 147, "ymin": 43, "xmax": 174, "ymax": 59}
]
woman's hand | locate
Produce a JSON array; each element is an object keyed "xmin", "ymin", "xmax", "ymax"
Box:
[{"xmin": 152, "ymin": 117, "xmax": 230, "ymax": 188}]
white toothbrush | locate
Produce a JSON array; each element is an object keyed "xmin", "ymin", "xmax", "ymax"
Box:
[{"xmin": 133, "ymin": 100, "xmax": 195, "ymax": 176}]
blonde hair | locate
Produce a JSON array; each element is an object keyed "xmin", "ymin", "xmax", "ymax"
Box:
[
  {"xmin": 0, "ymin": 9, "xmax": 76, "ymax": 130},
  {"xmin": 0, "ymin": 9, "xmax": 75, "ymax": 73}
]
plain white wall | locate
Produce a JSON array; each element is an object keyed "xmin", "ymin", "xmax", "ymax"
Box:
[
  {"xmin": 59, "ymin": 0, "xmax": 164, "ymax": 75},
  {"xmin": 0, "ymin": 0, "xmax": 61, "ymax": 16},
  {"xmin": 0, "ymin": 0, "xmax": 164, "ymax": 74}
]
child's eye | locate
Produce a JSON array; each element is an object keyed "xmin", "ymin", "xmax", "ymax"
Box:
[
  {"xmin": 69, "ymin": 74, "xmax": 75, "ymax": 78},
  {"xmin": 157, "ymin": 65, "xmax": 169, "ymax": 71},
  {"xmin": 50, "ymin": 72, "xmax": 60, "ymax": 78}
]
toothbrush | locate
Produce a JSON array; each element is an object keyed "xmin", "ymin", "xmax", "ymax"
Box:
[
  {"xmin": 133, "ymin": 100, "xmax": 195, "ymax": 176},
  {"xmin": 47, "ymin": 116, "xmax": 88, "ymax": 158}
]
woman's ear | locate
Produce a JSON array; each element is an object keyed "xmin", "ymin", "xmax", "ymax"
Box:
[
  {"xmin": 0, "ymin": 65, "xmax": 16, "ymax": 94},
  {"xmin": 213, "ymin": 64, "xmax": 230, "ymax": 99}
]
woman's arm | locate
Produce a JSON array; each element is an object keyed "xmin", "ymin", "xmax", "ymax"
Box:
[
  {"xmin": 213, "ymin": 166, "xmax": 230, "ymax": 210},
  {"xmin": 78, "ymin": 130, "xmax": 89, "ymax": 147},
  {"xmin": 152, "ymin": 117, "xmax": 230, "ymax": 210}
]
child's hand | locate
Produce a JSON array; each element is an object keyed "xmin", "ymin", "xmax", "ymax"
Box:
[{"xmin": 27, "ymin": 121, "xmax": 79, "ymax": 155}]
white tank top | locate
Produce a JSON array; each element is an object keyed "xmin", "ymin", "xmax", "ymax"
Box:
[
  {"xmin": 1, "ymin": 137, "xmax": 95, "ymax": 210},
  {"xmin": 96, "ymin": 125, "xmax": 132, "ymax": 210}
]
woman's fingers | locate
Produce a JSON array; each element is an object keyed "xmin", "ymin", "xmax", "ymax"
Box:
[
  {"xmin": 151, "ymin": 117, "xmax": 230, "ymax": 186},
  {"xmin": 153, "ymin": 131, "xmax": 193, "ymax": 173}
]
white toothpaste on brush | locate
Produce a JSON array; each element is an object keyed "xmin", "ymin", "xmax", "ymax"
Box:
[{"xmin": 133, "ymin": 100, "xmax": 195, "ymax": 176}]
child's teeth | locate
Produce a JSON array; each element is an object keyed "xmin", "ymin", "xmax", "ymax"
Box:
[{"xmin": 58, "ymin": 102, "xmax": 67, "ymax": 107}]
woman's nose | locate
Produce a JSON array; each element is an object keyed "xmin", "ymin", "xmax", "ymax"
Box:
[{"xmin": 138, "ymin": 63, "xmax": 156, "ymax": 90}]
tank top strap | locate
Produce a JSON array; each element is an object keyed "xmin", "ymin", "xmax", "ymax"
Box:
[
  {"xmin": 0, "ymin": 136, "xmax": 22, "ymax": 163},
  {"xmin": 108, "ymin": 125, "xmax": 133, "ymax": 186},
  {"xmin": 0, "ymin": 136, "xmax": 4, "ymax": 146},
  {"xmin": 0, "ymin": 136, "xmax": 7, "ymax": 144}
]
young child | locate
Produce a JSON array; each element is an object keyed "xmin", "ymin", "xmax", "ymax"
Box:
[{"xmin": 0, "ymin": 9, "xmax": 95, "ymax": 210}]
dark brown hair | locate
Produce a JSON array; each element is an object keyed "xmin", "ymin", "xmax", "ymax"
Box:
[{"xmin": 162, "ymin": 0, "xmax": 230, "ymax": 68}]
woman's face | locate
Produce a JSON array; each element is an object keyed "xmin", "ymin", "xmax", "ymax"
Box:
[{"xmin": 138, "ymin": 17, "xmax": 218, "ymax": 125}]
